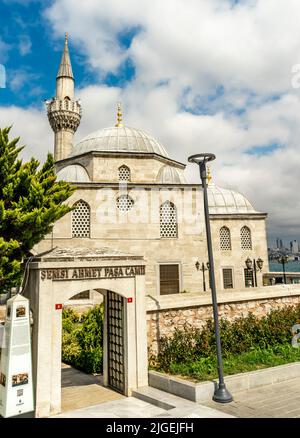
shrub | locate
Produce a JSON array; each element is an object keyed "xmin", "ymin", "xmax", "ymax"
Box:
[
  {"xmin": 61, "ymin": 304, "xmax": 104, "ymax": 374},
  {"xmin": 154, "ymin": 304, "xmax": 300, "ymax": 372}
]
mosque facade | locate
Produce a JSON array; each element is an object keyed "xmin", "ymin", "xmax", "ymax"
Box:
[{"xmin": 35, "ymin": 35, "xmax": 269, "ymax": 299}]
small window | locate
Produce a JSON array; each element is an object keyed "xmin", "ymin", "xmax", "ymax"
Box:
[
  {"xmin": 160, "ymin": 201, "xmax": 178, "ymax": 238},
  {"xmin": 118, "ymin": 165, "xmax": 131, "ymax": 182},
  {"xmin": 244, "ymin": 269, "xmax": 254, "ymax": 287},
  {"xmin": 160, "ymin": 264, "xmax": 180, "ymax": 295},
  {"xmin": 223, "ymin": 268, "xmax": 233, "ymax": 289},
  {"xmin": 72, "ymin": 200, "xmax": 90, "ymax": 238},
  {"xmin": 220, "ymin": 226, "xmax": 231, "ymax": 250},
  {"xmin": 116, "ymin": 194, "xmax": 134, "ymax": 211},
  {"xmin": 241, "ymin": 226, "xmax": 252, "ymax": 250}
]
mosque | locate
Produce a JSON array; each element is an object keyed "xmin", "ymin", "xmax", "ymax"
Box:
[{"xmin": 35, "ymin": 34, "xmax": 269, "ymax": 300}]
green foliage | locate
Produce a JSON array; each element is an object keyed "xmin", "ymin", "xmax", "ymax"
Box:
[
  {"xmin": 0, "ymin": 127, "xmax": 75, "ymax": 292},
  {"xmin": 62, "ymin": 305, "xmax": 104, "ymax": 374},
  {"xmin": 153, "ymin": 304, "xmax": 300, "ymax": 377},
  {"xmin": 167, "ymin": 344, "xmax": 300, "ymax": 382}
]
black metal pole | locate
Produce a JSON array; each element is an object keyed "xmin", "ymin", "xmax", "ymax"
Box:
[
  {"xmin": 202, "ymin": 262, "xmax": 206, "ymax": 292},
  {"xmin": 253, "ymin": 259, "xmax": 258, "ymax": 287},
  {"xmin": 283, "ymin": 260, "xmax": 286, "ymax": 284},
  {"xmin": 198, "ymin": 160, "xmax": 232, "ymax": 403}
]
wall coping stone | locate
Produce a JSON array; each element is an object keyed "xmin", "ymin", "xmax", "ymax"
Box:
[
  {"xmin": 146, "ymin": 285, "xmax": 300, "ymax": 312},
  {"xmin": 149, "ymin": 362, "xmax": 300, "ymax": 403}
]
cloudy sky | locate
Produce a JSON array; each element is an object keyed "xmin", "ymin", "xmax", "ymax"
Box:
[{"xmin": 0, "ymin": 0, "xmax": 300, "ymax": 246}]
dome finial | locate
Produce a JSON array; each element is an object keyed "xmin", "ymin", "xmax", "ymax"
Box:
[
  {"xmin": 115, "ymin": 101, "xmax": 123, "ymax": 127},
  {"xmin": 207, "ymin": 166, "xmax": 212, "ymax": 184}
]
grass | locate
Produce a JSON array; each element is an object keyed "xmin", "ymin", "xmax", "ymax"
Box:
[{"xmin": 162, "ymin": 344, "xmax": 300, "ymax": 382}]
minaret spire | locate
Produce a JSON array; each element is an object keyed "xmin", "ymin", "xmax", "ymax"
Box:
[
  {"xmin": 57, "ymin": 32, "xmax": 74, "ymax": 80},
  {"xmin": 46, "ymin": 33, "xmax": 82, "ymax": 162}
]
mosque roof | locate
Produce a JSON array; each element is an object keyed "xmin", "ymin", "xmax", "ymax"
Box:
[{"xmin": 56, "ymin": 164, "xmax": 90, "ymax": 182}]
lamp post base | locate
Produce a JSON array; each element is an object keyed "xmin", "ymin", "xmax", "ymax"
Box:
[{"xmin": 213, "ymin": 383, "xmax": 233, "ymax": 403}]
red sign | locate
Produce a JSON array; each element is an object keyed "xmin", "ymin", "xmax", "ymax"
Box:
[
  {"xmin": 127, "ymin": 298, "xmax": 133, "ymax": 303},
  {"xmin": 55, "ymin": 304, "xmax": 62, "ymax": 310}
]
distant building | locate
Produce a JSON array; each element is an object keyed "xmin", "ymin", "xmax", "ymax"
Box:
[{"xmin": 290, "ymin": 240, "xmax": 299, "ymax": 254}]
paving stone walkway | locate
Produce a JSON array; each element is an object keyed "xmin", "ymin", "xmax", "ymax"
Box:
[
  {"xmin": 204, "ymin": 377, "xmax": 300, "ymax": 418},
  {"xmin": 61, "ymin": 364, "xmax": 124, "ymax": 412}
]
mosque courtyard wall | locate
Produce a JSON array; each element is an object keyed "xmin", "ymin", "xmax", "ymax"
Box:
[{"xmin": 146, "ymin": 285, "xmax": 300, "ymax": 356}]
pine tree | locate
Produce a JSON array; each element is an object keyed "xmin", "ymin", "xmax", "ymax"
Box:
[{"xmin": 0, "ymin": 127, "xmax": 75, "ymax": 292}]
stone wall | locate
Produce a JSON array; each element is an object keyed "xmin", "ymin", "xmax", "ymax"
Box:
[{"xmin": 146, "ymin": 285, "xmax": 300, "ymax": 356}]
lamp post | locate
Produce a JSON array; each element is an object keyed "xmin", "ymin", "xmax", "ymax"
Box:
[
  {"xmin": 244, "ymin": 257, "xmax": 264, "ymax": 287},
  {"xmin": 188, "ymin": 153, "xmax": 233, "ymax": 403},
  {"xmin": 277, "ymin": 255, "xmax": 288, "ymax": 284},
  {"xmin": 195, "ymin": 261, "xmax": 210, "ymax": 292}
]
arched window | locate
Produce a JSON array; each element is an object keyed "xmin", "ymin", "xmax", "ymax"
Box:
[
  {"xmin": 220, "ymin": 226, "xmax": 231, "ymax": 250},
  {"xmin": 72, "ymin": 200, "xmax": 90, "ymax": 238},
  {"xmin": 241, "ymin": 226, "xmax": 252, "ymax": 250},
  {"xmin": 118, "ymin": 165, "xmax": 131, "ymax": 182},
  {"xmin": 160, "ymin": 201, "xmax": 178, "ymax": 238}
]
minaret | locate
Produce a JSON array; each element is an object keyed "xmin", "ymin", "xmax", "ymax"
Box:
[{"xmin": 46, "ymin": 33, "xmax": 82, "ymax": 162}]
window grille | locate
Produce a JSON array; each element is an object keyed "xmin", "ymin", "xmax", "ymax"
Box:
[
  {"xmin": 116, "ymin": 194, "xmax": 134, "ymax": 211},
  {"xmin": 118, "ymin": 165, "xmax": 131, "ymax": 182},
  {"xmin": 160, "ymin": 264, "xmax": 180, "ymax": 295},
  {"xmin": 223, "ymin": 268, "xmax": 233, "ymax": 289},
  {"xmin": 241, "ymin": 226, "xmax": 252, "ymax": 250},
  {"xmin": 72, "ymin": 200, "xmax": 90, "ymax": 238},
  {"xmin": 244, "ymin": 269, "xmax": 254, "ymax": 287},
  {"xmin": 160, "ymin": 201, "xmax": 178, "ymax": 238},
  {"xmin": 220, "ymin": 226, "xmax": 231, "ymax": 250}
]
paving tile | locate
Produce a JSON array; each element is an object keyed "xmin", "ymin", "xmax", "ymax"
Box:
[{"xmin": 203, "ymin": 376, "xmax": 300, "ymax": 418}]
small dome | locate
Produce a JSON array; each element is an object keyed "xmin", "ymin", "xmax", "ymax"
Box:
[
  {"xmin": 70, "ymin": 125, "xmax": 169, "ymax": 158},
  {"xmin": 156, "ymin": 165, "xmax": 186, "ymax": 184},
  {"xmin": 208, "ymin": 184, "xmax": 257, "ymax": 214},
  {"xmin": 56, "ymin": 164, "xmax": 90, "ymax": 183}
]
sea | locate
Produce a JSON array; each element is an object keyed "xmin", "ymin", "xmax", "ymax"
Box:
[{"xmin": 269, "ymin": 261, "xmax": 300, "ymax": 272}]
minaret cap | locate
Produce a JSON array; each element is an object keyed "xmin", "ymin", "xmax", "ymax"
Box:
[
  {"xmin": 57, "ymin": 32, "xmax": 74, "ymax": 80},
  {"xmin": 115, "ymin": 102, "xmax": 123, "ymax": 127}
]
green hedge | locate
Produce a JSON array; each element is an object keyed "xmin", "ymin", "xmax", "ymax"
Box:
[
  {"xmin": 62, "ymin": 305, "xmax": 104, "ymax": 374},
  {"xmin": 153, "ymin": 304, "xmax": 300, "ymax": 372}
]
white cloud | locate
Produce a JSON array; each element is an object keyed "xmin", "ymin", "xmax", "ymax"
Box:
[
  {"xmin": 2, "ymin": 0, "xmax": 300, "ymax": 243},
  {"xmin": 0, "ymin": 106, "xmax": 52, "ymax": 162},
  {"xmin": 18, "ymin": 34, "xmax": 32, "ymax": 56}
]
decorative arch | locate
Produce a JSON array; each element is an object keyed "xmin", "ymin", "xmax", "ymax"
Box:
[
  {"xmin": 72, "ymin": 200, "xmax": 91, "ymax": 238},
  {"xmin": 220, "ymin": 226, "xmax": 231, "ymax": 250},
  {"xmin": 241, "ymin": 225, "xmax": 252, "ymax": 250},
  {"xmin": 160, "ymin": 201, "xmax": 178, "ymax": 238},
  {"xmin": 118, "ymin": 165, "xmax": 131, "ymax": 182}
]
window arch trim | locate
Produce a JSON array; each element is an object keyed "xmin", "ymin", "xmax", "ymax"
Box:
[
  {"xmin": 220, "ymin": 226, "xmax": 231, "ymax": 251},
  {"xmin": 118, "ymin": 165, "xmax": 131, "ymax": 182},
  {"xmin": 240, "ymin": 225, "xmax": 252, "ymax": 250},
  {"xmin": 160, "ymin": 200, "xmax": 178, "ymax": 238},
  {"xmin": 71, "ymin": 199, "xmax": 91, "ymax": 238}
]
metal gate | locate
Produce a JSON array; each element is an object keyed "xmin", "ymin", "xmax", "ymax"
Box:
[{"xmin": 107, "ymin": 291, "xmax": 125, "ymax": 394}]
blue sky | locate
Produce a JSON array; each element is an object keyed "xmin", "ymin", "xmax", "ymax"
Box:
[
  {"xmin": 1, "ymin": 0, "xmax": 300, "ymax": 243},
  {"xmin": 0, "ymin": 0, "xmax": 90, "ymax": 107},
  {"xmin": 0, "ymin": 0, "xmax": 140, "ymax": 107}
]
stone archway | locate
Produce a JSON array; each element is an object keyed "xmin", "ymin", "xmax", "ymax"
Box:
[{"xmin": 23, "ymin": 247, "xmax": 148, "ymax": 418}]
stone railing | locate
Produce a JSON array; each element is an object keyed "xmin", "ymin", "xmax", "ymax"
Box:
[{"xmin": 146, "ymin": 284, "xmax": 300, "ymax": 356}]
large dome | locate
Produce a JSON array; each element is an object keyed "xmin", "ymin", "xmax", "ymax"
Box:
[
  {"xmin": 208, "ymin": 184, "xmax": 257, "ymax": 214},
  {"xmin": 70, "ymin": 126, "xmax": 169, "ymax": 158}
]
